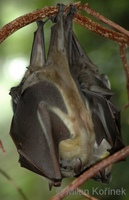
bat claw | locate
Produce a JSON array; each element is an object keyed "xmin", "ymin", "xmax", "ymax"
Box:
[
  {"xmin": 9, "ymin": 86, "xmax": 21, "ymax": 104},
  {"xmin": 49, "ymin": 181, "xmax": 53, "ymax": 191},
  {"xmin": 49, "ymin": 180, "xmax": 61, "ymax": 190}
]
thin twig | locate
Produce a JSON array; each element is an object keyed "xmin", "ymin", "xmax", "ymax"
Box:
[
  {"xmin": 79, "ymin": 3, "xmax": 129, "ymax": 37},
  {"xmin": 0, "ymin": 140, "xmax": 6, "ymax": 153},
  {"xmin": 50, "ymin": 146, "xmax": 129, "ymax": 200},
  {"xmin": 0, "ymin": 168, "xmax": 28, "ymax": 200},
  {"xmin": 74, "ymin": 13, "xmax": 129, "ymax": 44},
  {"xmin": 119, "ymin": 44, "xmax": 129, "ymax": 108}
]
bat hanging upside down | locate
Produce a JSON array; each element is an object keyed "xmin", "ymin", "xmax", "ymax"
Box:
[{"xmin": 9, "ymin": 4, "xmax": 125, "ymax": 189}]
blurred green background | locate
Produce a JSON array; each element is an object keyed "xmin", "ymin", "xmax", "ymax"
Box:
[{"xmin": 0, "ymin": 0, "xmax": 129, "ymax": 199}]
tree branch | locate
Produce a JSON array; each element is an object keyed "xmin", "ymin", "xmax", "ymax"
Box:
[
  {"xmin": 79, "ymin": 3, "xmax": 129, "ymax": 37},
  {"xmin": 74, "ymin": 13, "xmax": 129, "ymax": 44},
  {"xmin": 119, "ymin": 44, "xmax": 129, "ymax": 108},
  {"xmin": 1, "ymin": 2, "xmax": 129, "ymax": 45}
]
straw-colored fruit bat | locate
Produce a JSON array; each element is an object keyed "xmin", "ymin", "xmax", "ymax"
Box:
[{"xmin": 9, "ymin": 4, "xmax": 124, "ymax": 189}]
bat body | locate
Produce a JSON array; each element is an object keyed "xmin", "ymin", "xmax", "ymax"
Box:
[{"xmin": 9, "ymin": 4, "xmax": 124, "ymax": 188}]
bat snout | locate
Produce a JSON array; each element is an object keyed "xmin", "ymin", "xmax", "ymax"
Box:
[{"xmin": 93, "ymin": 166, "xmax": 112, "ymax": 184}]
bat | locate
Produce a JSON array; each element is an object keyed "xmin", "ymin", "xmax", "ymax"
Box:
[
  {"xmin": 61, "ymin": 5, "xmax": 124, "ymax": 183},
  {"xmin": 10, "ymin": 4, "xmax": 95, "ymax": 188},
  {"xmin": 9, "ymin": 3, "xmax": 125, "ymax": 189},
  {"xmin": 69, "ymin": 24, "xmax": 125, "ymax": 183}
]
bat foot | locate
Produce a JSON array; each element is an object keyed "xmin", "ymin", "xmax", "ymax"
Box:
[
  {"xmin": 51, "ymin": 3, "xmax": 76, "ymax": 24},
  {"xmin": 65, "ymin": 4, "xmax": 76, "ymax": 26},
  {"xmin": 56, "ymin": 3, "xmax": 65, "ymax": 12},
  {"xmin": 51, "ymin": 3, "xmax": 65, "ymax": 23},
  {"xmin": 36, "ymin": 19, "xmax": 49, "ymax": 27},
  {"xmin": 68, "ymin": 4, "xmax": 76, "ymax": 16}
]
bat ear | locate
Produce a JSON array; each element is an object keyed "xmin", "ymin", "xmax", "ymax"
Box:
[{"xmin": 29, "ymin": 20, "xmax": 46, "ymax": 68}]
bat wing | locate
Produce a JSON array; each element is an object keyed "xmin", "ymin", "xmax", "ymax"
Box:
[
  {"xmin": 76, "ymin": 88, "xmax": 124, "ymax": 183},
  {"xmin": 10, "ymin": 81, "xmax": 70, "ymax": 187},
  {"xmin": 29, "ymin": 20, "xmax": 46, "ymax": 68},
  {"xmin": 82, "ymin": 89, "xmax": 124, "ymax": 152},
  {"xmin": 71, "ymin": 33, "xmax": 113, "ymax": 98},
  {"xmin": 21, "ymin": 20, "xmax": 47, "ymax": 92},
  {"xmin": 70, "ymin": 31, "xmax": 124, "ymax": 152},
  {"xmin": 9, "ymin": 20, "xmax": 47, "ymax": 107}
]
